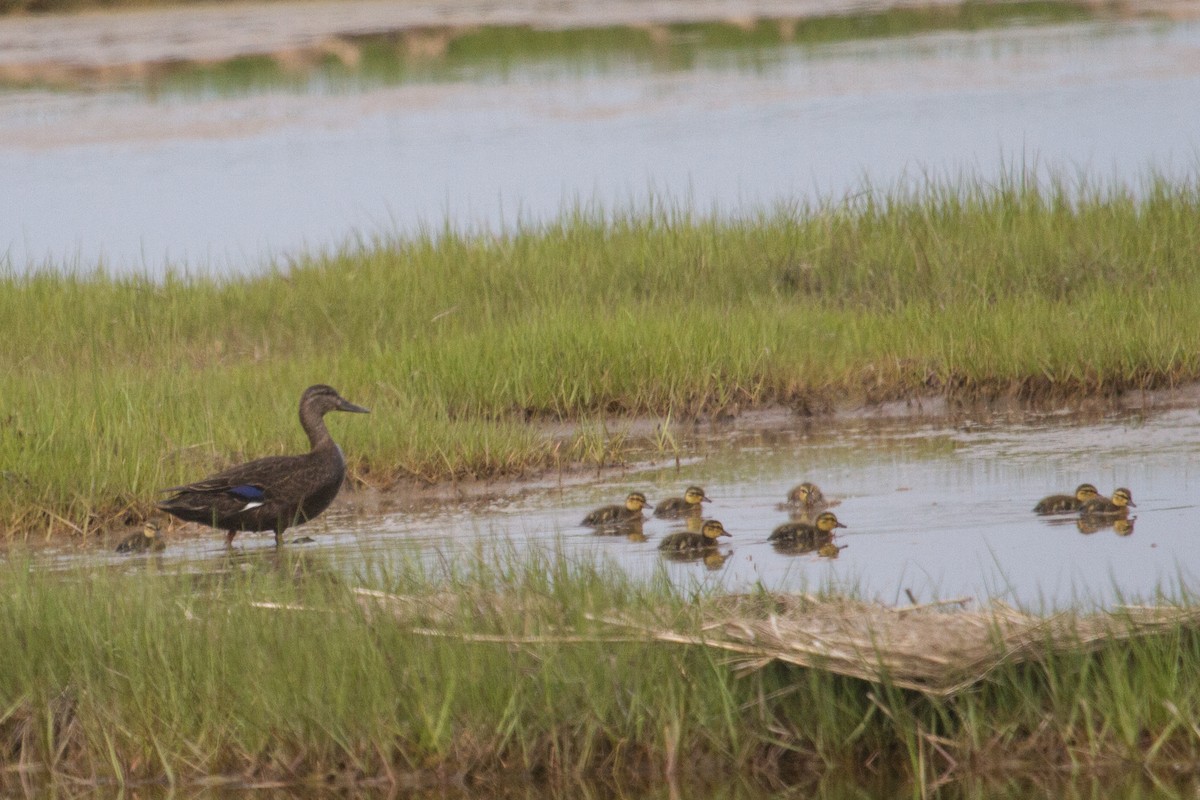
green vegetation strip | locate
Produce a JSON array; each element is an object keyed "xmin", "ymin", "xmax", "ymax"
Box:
[
  {"xmin": 2, "ymin": 549, "xmax": 1200, "ymax": 788},
  {"xmin": 4, "ymin": 174, "xmax": 1200, "ymax": 537}
]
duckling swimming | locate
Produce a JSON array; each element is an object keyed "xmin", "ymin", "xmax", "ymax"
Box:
[
  {"xmin": 1079, "ymin": 487, "xmax": 1135, "ymax": 516},
  {"xmin": 658, "ymin": 519, "xmax": 730, "ymax": 551},
  {"xmin": 654, "ymin": 486, "xmax": 711, "ymax": 518},
  {"xmin": 116, "ymin": 521, "xmax": 166, "ymax": 554},
  {"xmin": 769, "ymin": 511, "xmax": 846, "ymax": 550},
  {"xmin": 582, "ymin": 491, "xmax": 650, "ymax": 527},
  {"xmin": 785, "ymin": 482, "xmax": 827, "ymax": 510},
  {"xmin": 1033, "ymin": 483, "xmax": 1099, "ymax": 515}
]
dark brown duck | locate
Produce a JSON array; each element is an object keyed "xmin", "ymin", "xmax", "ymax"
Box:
[{"xmin": 157, "ymin": 384, "xmax": 369, "ymax": 546}]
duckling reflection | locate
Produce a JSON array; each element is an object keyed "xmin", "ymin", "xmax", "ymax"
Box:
[
  {"xmin": 817, "ymin": 542, "xmax": 847, "ymax": 559},
  {"xmin": 1079, "ymin": 487, "xmax": 1136, "ymax": 517},
  {"xmin": 702, "ymin": 550, "xmax": 730, "ymax": 570},
  {"xmin": 1076, "ymin": 515, "xmax": 1137, "ymax": 536},
  {"xmin": 115, "ymin": 521, "xmax": 166, "ymax": 554},
  {"xmin": 768, "ymin": 511, "xmax": 846, "ymax": 554},
  {"xmin": 624, "ymin": 525, "xmax": 649, "ymax": 544},
  {"xmin": 654, "ymin": 486, "xmax": 711, "ymax": 519},
  {"xmin": 658, "ymin": 519, "xmax": 730, "ymax": 558},
  {"xmin": 1033, "ymin": 483, "xmax": 1099, "ymax": 515},
  {"xmin": 582, "ymin": 491, "xmax": 651, "ymax": 529}
]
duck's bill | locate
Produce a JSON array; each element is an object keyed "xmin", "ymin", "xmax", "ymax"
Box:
[{"xmin": 338, "ymin": 399, "xmax": 371, "ymax": 414}]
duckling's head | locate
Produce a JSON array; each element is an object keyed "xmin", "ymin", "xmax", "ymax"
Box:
[
  {"xmin": 302, "ymin": 384, "xmax": 370, "ymax": 417},
  {"xmin": 701, "ymin": 519, "xmax": 731, "ymax": 540},
  {"xmin": 815, "ymin": 512, "xmax": 846, "ymax": 534},
  {"xmin": 624, "ymin": 492, "xmax": 650, "ymax": 512},
  {"xmin": 1111, "ymin": 487, "xmax": 1135, "ymax": 508},
  {"xmin": 684, "ymin": 486, "xmax": 711, "ymax": 506},
  {"xmin": 797, "ymin": 482, "xmax": 825, "ymax": 505},
  {"xmin": 1074, "ymin": 483, "xmax": 1100, "ymax": 502},
  {"xmin": 143, "ymin": 521, "xmax": 160, "ymax": 538}
]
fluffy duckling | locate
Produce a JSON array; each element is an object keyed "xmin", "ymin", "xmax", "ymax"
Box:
[
  {"xmin": 116, "ymin": 521, "xmax": 166, "ymax": 554},
  {"xmin": 1079, "ymin": 487, "xmax": 1135, "ymax": 516},
  {"xmin": 1033, "ymin": 483, "xmax": 1099, "ymax": 515},
  {"xmin": 658, "ymin": 519, "xmax": 730, "ymax": 551},
  {"xmin": 785, "ymin": 482, "xmax": 827, "ymax": 509},
  {"xmin": 654, "ymin": 486, "xmax": 711, "ymax": 518},
  {"xmin": 769, "ymin": 511, "xmax": 846, "ymax": 549},
  {"xmin": 582, "ymin": 492, "xmax": 651, "ymax": 527}
]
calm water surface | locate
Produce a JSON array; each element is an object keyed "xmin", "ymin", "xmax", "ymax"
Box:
[
  {"xmin": 3, "ymin": 14, "xmax": 1200, "ymax": 273},
  {"xmin": 51, "ymin": 404, "xmax": 1200, "ymax": 611}
]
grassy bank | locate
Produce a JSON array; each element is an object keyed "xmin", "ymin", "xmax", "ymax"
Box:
[
  {"xmin": 2, "ymin": 549, "xmax": 1200, "ymax": 789},
  {"xmin": 4, "ymin": 174, "xmax": 1200, "ymax": 537}
]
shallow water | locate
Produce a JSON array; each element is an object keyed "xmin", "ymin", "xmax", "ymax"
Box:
[
  {"xmin": 3, "ymin": 12, "xmax": 1200, "ymax": 273},
  {"xmin": 49, "ymin": 403, "xmax": 1200, "ymax": 612}
]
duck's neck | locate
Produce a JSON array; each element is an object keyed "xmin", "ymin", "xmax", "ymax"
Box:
[{"xmin": 300, "ymin": 403, "xmax": 335, "ymax": 451}]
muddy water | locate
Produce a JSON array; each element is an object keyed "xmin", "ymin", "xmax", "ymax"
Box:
[
  {"xmin": 55, "ymin": 404, "xmax": 1200, "ymax": 611},
  {"xmin": 4, "ymin": 14, "xmax": 1200, "ymax": 273},
  {"xmin": 354, "ymin": 406, "xmax": 1199, "ymax": 611}
]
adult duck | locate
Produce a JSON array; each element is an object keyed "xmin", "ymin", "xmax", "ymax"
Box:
[
  {"xmin": 157, "ymin": 385, "xmax": 369, "ymax": 546},
  {"xmin": 1033, "ymin": 483, "xmax": 1099, "ymax": 515}
]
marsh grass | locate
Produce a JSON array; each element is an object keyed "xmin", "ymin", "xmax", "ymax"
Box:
[
  {"xmin": 5, "ymin": 174, "xmax": 1200, "ymax": 536},
  {"xmin": 3, "ymin": 548, "xmax": 1200, "ymax": 789}
]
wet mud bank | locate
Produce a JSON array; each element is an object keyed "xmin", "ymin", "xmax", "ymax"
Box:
[{"xmin": 0, "ymin": 0, "xmax": 1187, "ymax": 85}]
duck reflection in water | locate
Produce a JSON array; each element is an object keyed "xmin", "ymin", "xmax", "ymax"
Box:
[{"xmin": 1076, "ymin": 515, "xmax": 1136, "ymax": 536}]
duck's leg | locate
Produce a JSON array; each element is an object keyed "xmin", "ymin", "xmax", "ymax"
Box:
[
  {"xmin": 225, "ymin": 530, "xmax": 237, "ymax": 547},
  {"xmin": 274, "ymin": 530, "xmax": 285, "ymax": 547}
]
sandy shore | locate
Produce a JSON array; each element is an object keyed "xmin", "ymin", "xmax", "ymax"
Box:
[{"xmin": 0, "ymin": 0, "xmax": 1190, "ymax": 76}]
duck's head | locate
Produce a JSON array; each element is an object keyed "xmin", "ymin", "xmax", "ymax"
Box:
[
  {"xmin": 624, "ymin": 491, "xmax": 650, "ymax": 512},
  {"xmin": 685, "ymin": 486, "xmax": 711, "ymax": 506},
  {"xmin": 302, "ymin": 384, "xmax": 371, "ymax": 416},
  {"xmin": 1074, "ymin": 483, "xmax": 1100, "ymax": 502},
  {"xmin": 701, "ymin": 519, "xmax": 731, "ymax": 540},
  {"xmin": 796, "ymin": 482, "xmax": 825, "ymax": 506},
  {"xmin": 1111, "ymin": 487, "xmax": 1136, "ymax": 508},
  {"xmin": 815, "ymin": 512, "xmax": 846, "ymax": 534}
]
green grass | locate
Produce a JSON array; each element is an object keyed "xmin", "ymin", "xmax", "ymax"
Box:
[
  {"xmin": 2, "ymin": 548, "xmax": 1200, "ymax": 789},
  {"xmin": 139, "ymin": 2, "xmax": 1094, "ymax": 98},
  {"xmin": 4, "ymin": 173, "xmax": 1200, "ymax": 537}
]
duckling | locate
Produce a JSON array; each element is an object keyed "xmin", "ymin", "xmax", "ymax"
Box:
[
  {"xmin": 582, "ymin": 492, "xmax": 650, "ymax": 527},
  {"xmin": 785, "ymin": 482, "xmax": 827, "ymax": 509},
  {"xmin": 1079, "ymin": 487, "xmax": 1135, "ymax": 516},
  {"xmin": 116, "ymin": 521, "xmax": 166, "ymax": 554},
  {"xmin": 658, "ymin": 519, "xmax": 730, "ymax": 551},
  {"xmin": 654, "ymin": 486, "xmax": 711, "ymax": 518},
  {"xmin": 769, "ymin": 511, "xmax": 846, "ymax": 550},
  {"xmin": 1033, "ymin": 483, "xmax": 1099, "ymax": 515}
]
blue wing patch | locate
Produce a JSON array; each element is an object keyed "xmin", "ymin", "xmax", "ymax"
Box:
[{"xmin": 228, "ymin": 485, "xmax": 266, "ymax": 501}]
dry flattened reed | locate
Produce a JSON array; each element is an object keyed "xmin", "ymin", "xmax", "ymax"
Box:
[{"xmin": 363, "ymin": 589, "xmax": 1200, "ymax": 697}]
